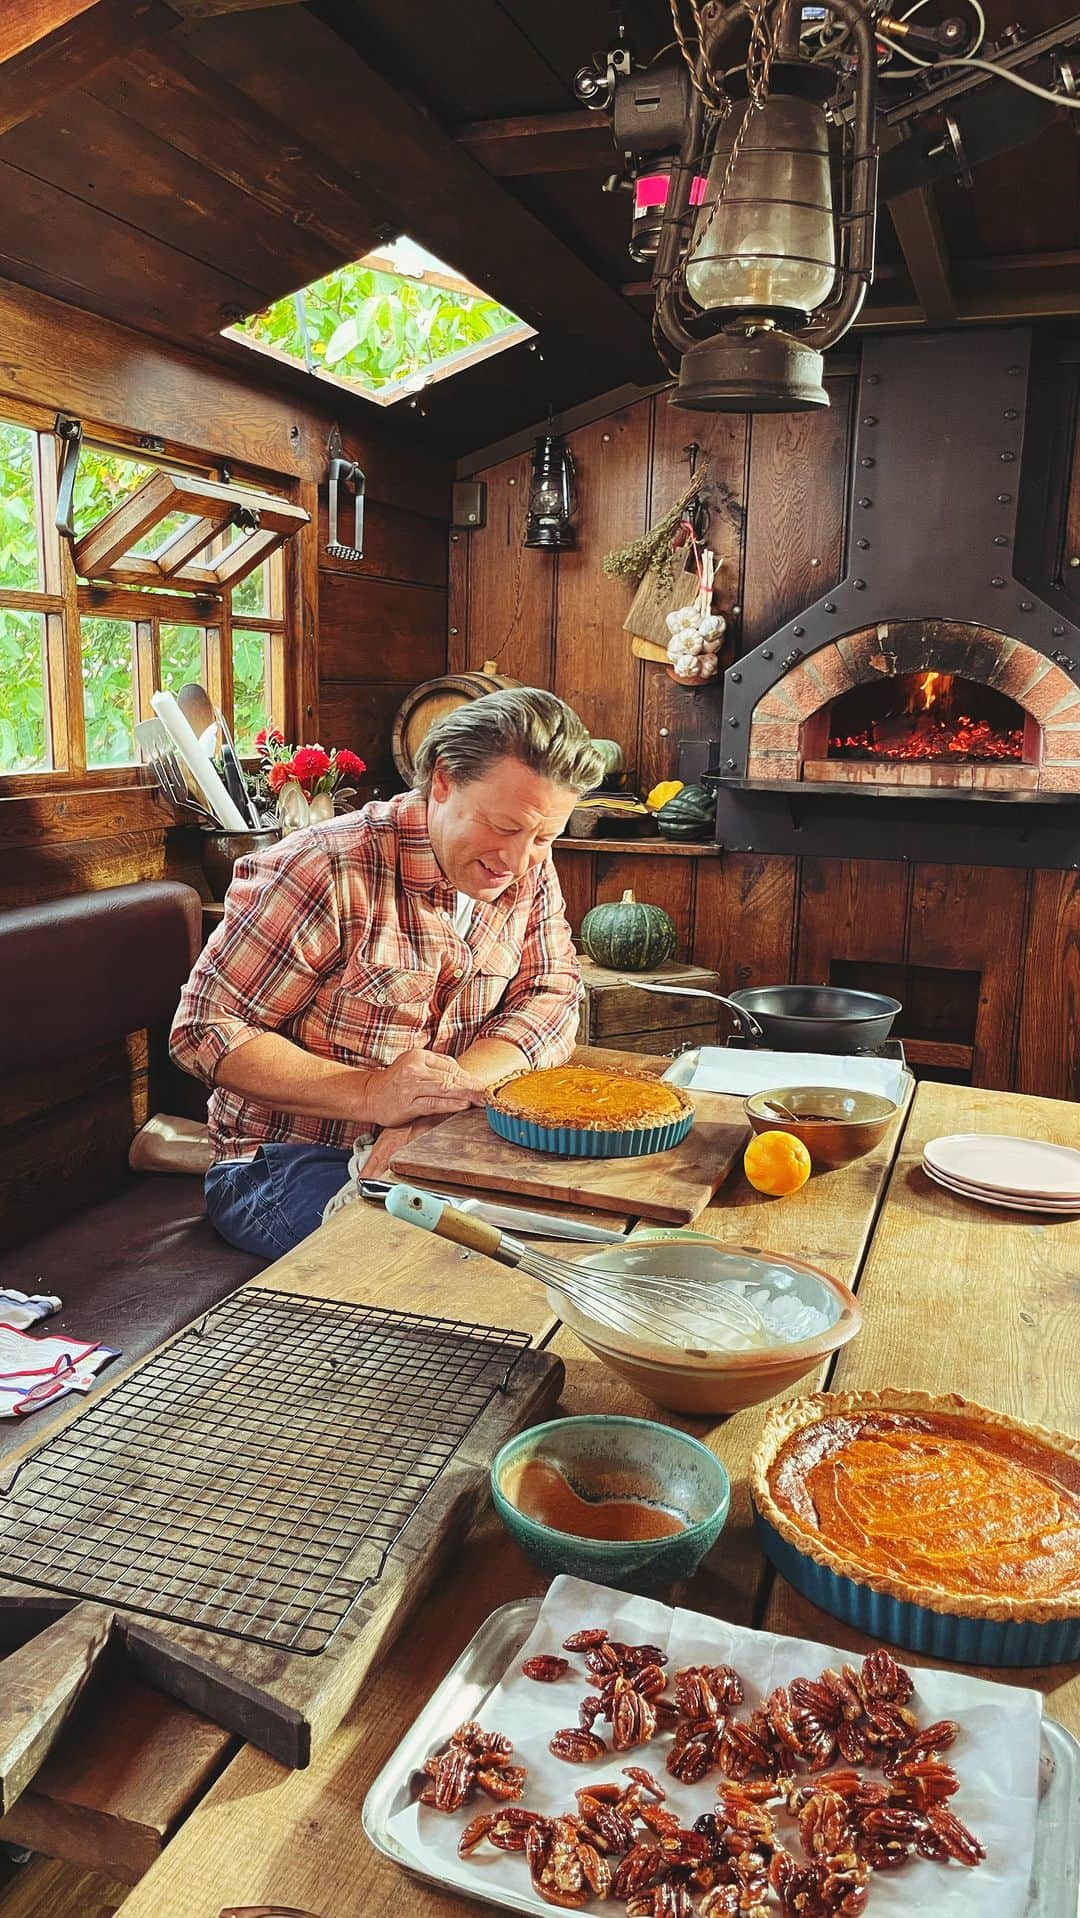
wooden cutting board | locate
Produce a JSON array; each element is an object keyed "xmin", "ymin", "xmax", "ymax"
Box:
[{"xmin": 389, "ymin": 1089, "xmax": 750, "ymax": 1225}]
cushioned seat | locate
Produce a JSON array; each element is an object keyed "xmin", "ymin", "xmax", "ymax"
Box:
[{"xmin": 0, "ymin": 1172, "xmax": 260, "ymax": 1466}]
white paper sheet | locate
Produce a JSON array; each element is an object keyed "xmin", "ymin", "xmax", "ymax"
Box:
[
  {"xmin": 674, "ymin": 1047, "xmax": 910, "ymax": 1106},
  {"xmin": 386, "ymin": 1574, "xmax": 1042, "ymax": 1918}
]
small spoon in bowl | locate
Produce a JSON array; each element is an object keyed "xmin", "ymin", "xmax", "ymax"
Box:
[{"xmin": 761, "ymin": 1097, "xmax": 801, "ymax": 1122}]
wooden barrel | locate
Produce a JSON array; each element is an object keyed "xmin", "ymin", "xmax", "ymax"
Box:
[{"xmin": 391, "ymin": 669, "xmax": 520, "ymax": 782}]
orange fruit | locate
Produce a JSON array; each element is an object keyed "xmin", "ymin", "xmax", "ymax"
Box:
[{"xmin": 743, "ymin": 1129, "xmax": 812, "ymax": 1196}]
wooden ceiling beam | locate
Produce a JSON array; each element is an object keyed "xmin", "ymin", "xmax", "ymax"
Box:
[
  {"xmin": 887, "ymin": 184, "xmax": 957, "ymax": 328},
  {"xmin": 455, "ymin": 111, "xmax": 614, "ymax": 177},
  {"xmin": 0, "ymin": 0, "xmax": 177, "ymax": 138},
  {"xmin": 90, "ymin": 40, "xmax": 395, "ymax": 266},
  {"xmin": 182, "ymin": 8, "xmax": 658, "ymax": 382}
]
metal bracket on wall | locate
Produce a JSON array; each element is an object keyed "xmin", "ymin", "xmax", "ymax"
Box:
[
  {"xmin": 53, "ymin": 414, "xmax": 83, "ymax": 539},
  {"xmin": 326, "ymin": 425, "xmax": 365, "ymax": 561}
]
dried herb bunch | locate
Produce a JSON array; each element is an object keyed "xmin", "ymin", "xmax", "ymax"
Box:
[{"xmin": 603, "ymin": 472, "xmax": 745, "ymax": 589}]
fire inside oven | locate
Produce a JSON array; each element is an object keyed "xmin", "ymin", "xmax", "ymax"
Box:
[{"xmin": 827, "ymin": 673, "xmax": 1027, "ymax": 763}]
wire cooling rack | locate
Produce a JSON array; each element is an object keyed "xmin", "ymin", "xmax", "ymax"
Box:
[{"xmin": 1, "ymin": 1290, "xmax": 529, "ymax": 1654}]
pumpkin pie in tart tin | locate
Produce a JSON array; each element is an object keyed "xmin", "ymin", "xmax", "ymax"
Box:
[
  {"xmin": 751, "ymin": 1388, "xmax": 1080, "ymax": 1666},
  {"xmin": 485, "ymin": 1064, "xmax": 695, "ymax": 1158}
]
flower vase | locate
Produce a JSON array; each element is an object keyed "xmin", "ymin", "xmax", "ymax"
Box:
[{"xmin": 277, "ymin": 780, "xmax": 335, "ymax": 835}]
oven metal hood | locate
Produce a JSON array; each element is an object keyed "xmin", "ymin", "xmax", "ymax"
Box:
[{"xmin": 716, "ymin": 327, "xmax": 1080, "ymax": 782}]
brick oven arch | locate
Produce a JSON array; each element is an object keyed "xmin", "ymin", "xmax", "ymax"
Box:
[{"xmin": 747, "ymin": 620, "xmax": 1080, "ymax": 792}]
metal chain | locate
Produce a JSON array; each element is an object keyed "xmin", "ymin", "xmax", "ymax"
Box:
[
  {"xmin": 688, "ymin": 0, "xmax": 777, "ymax": 265},
  {"xmin": 667, "ymin": 0, "xmax": 731, "ymax": 112}
]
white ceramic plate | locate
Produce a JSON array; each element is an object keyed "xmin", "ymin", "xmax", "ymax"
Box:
[
  {"xmin": 922, "ymin": 1160, "xmax": 1080, "ymax": 1214},
  {"xmin": 923, "ymin": 1133, "xmax": 1080, "ymax": 1202}
]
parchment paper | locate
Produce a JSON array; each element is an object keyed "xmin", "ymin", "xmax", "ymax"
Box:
[{"xmin": 386, "ymin": 1574, "xmax": 1042, "ymax": 1918}]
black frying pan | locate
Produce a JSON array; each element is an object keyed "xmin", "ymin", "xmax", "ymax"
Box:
[{"xmin": 727, "ymin": 985, "xmax": 902, "ymax": 1053}]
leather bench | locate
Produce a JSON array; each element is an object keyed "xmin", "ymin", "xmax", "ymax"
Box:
[{"xmin": 0, "ymin": 881, "xmax": 261, "ymax": 1460}]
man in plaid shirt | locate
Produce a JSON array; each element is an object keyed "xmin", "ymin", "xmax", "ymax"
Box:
[{"xmin": 171, "ymin": 688, "xmax": 604, "ymax": 1259}]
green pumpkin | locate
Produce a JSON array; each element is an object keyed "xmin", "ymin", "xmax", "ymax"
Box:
[
  {"xmin": 581, "ymin": 889, "xmax": 677, "ymax": 972},
  {"xmin": 654, "ymin": 782, "xmax": 716, "ymax": 841}
]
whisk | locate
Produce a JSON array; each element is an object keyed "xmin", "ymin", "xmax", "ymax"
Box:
[{"xmin": 384, "ymin": 1185, "xmax": 772, "ymax": 1359}]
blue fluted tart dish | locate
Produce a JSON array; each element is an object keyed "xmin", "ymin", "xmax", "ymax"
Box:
[
  {"xmin": 485, "ymin": 1064, "xmax": 695, "ymax": 1158},
  {"xmin": 751, "ymin": 1388, "xmax": 1080, "ymax": 1667}
]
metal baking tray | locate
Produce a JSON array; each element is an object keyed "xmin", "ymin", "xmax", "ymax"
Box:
[{"xmin": 363, "ymin": 1596, "xmax": 1080, "ymax": 1918}]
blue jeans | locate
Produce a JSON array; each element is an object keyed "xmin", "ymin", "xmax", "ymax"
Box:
[{"xmin": 205, "ymin": 1142, "xmax": 353, "ymax": 1261}]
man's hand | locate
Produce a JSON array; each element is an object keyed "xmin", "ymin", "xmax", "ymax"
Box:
[
  {"xmin": 357, "ymin": 1047, "xmax": 486, "ymax": 1130},
  {"xmin": 361, "ymin": 1112, "xmax": 447, "ymax": 1180}
]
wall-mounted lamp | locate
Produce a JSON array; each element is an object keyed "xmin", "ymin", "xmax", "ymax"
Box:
[{"xmin": 523, "ymin": 433, "xmax": 576, "ymax": 550}]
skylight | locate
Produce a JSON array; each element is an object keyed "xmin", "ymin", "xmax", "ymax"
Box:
[{"xmin": 225, "ymin": 237, "xmax": 535, "ymax": 406}]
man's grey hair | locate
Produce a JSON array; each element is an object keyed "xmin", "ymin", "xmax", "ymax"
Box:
[{"xmin": 412, "ymin": 687, "xmax": 604, "ymax": 798}]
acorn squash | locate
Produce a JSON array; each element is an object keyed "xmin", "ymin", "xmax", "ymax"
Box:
[
  {"xmin": 654, "ymin": 782, "xmax": 715, "ymax": 841},
  {"xmin": 580, "ymin": 889, "xmax": 677, "ymax": 972}
]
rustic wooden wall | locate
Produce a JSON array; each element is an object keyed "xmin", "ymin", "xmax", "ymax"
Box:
[
  {"xmin": 459, "ymin": 355, "xmax": 1080, "ymax": 1099},
  {"xmin": 0, "ymin": 278, "xmax": 451, "ymax": 908}
]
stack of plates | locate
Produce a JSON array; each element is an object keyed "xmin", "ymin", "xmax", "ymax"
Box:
[{"xmin": 922, "ymin": 1133, "xmax": 1080, "ymax": 1214}]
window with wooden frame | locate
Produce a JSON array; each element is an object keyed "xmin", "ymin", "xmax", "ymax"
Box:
[{"xmin": 0, "ymin": 401, "xmax": 298, "ymax": 784}]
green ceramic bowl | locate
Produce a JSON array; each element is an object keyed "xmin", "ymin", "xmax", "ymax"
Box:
[{"xmin": 490, "ymin": 1414, "xmax": 730, "ymax": 1594}]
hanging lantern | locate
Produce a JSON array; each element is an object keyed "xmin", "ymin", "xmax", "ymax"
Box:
[
  {"xmin": 651, "ymin": 1, "xmax": 880, "ymax": 413},
  {"xmin": 524, "ymin": 433, "xmax": 576, "ymax": 550}
]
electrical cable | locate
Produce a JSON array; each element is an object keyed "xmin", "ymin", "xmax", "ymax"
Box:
[
  {"xmin": 874, "ymin": 0, "xmax": 984, "ymax": 76},
  {"xmin": 874, "ymin": 29, "xmax": 1080, "ymax": 108}
]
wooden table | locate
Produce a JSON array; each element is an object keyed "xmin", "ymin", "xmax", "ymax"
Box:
[{"xmin": 6, "ymin": 1076, "xmax": 1080, "ymax": 1917}]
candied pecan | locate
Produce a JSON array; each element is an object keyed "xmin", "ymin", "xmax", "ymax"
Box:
[
  {"xmin": 640, "ymin": 1803, "xmax": 681, "ymax": 1837},
  {"xmin": 488, "ymin": 1808, "xmax": 547, "ymax": 1851},
  {"xmin": 612, "ymin": 1675, "xmax": 658, "ymax": 1751},
  {"xmin": 835, "ymin": 1718, "xmax": 873, "ymax": 1766},
  {"xmin": 449, "ymin": 1719, "xmax": 486, "ymax": 1751},
  {"xmin": 627, "ymin": 1886, "xmax": 696, "ymax": 1918},
  {"xmin": 585, "ymin": 1640, "xmax": 624, "ymax": 1677},
  {"xmin": 717, "ymin": 1787, "xmax": 777, "ymax": 1845},
  {"xmin": 581, "ymin": 1781, "xmax": 624, "ymax": 1803},
  {"xmin": 522, "ymin": 1654, "xmax": 570, "ymax": 1682},
  {"xmin": 698, "ymin": 1889, "xmax": 741, "ymax": 1918},
  {"xmin": 580, "ymin": 1840, "xmax": 612, "ymax": 1898},
  {"xmin": 653, "ymin": 1697, "xmax": 682, "ymax": 1730},
  {"xmin": 896, "ymin": 1718, "xmax": 960, "ymax": 1763},
  {"xmin": 859, "ymin": 1647, "xmax": 914, "ymax": 1705},
  {"xmin": 858, "ymin": 1805, "xmax": 921, "ymax": 1844},
  {"xmin": 623, "ymin": 1764, "xmax": 666, "ymax": 1800},
  {"xmin": 667, "ymin": 1736, "xmax": 716, "ymax": 1784},
  {"xmin": 624, "ymin": 1643, "xmax": 669, "ymax": 1673},
  {"xmin": 660, "ymin": 1829, "xmax": 713, "ymax": 1870},
  {"xmin": 718, "ymin": 1715, "xmax": 776, "ymax": 1780},
  {"xmin": 562, "ymin": 1627, "xmax": 609, "ymax": 1651},
  {"xmin": 611, "ymin": 1841, "xmax": 664, "ymax": 1899},
  {"xmin": 798, "ymin": 1789, "xmax": 854, "ymax": 1860},
  {"xmin": 432, "ymin": 1744, "xmax": 477, "ymax": 1812},
  {"xmin": 818, "ymin": 1851, "xmax": 870, "ymax": 1917},
  {"xmin": 770, "ymin": 1851, "xmax": 827, "ymax": 1918},
  {"xmin": 457, "ymin": 1813, "xmax": 495, "ymax": 1856},
  {"xmin": 916, "ymin": 1806, "xmax": 986, "ymax": 1866},
  {"xmin": 549, "ymin": 1727, "xmax": 608, "ymax": 1763},
  {"xmin": 765, "ymin": 1685, "xmax": 811, "ymax": 1759},
  {"xmin": 476, "ymin": 1763, "xmax": 527, "ymax": 1801},
  {"xmin": 887, "ymin": 1755, "xmax": 959, "ymax": 1807},
  {"xmin": 708, "ymin": 1664, "xmax": 745, "ymax": 1709},
  {"xmin": 821, "ymin": 1668, "xmax": 864, "ymax": 1723},
  {"xmin": 792, "ymin": 1710, "xmax": 838, "ymax": 1771},
  {"xmin": 862, "ymin": 1701, "xmax": 918, "ymax": 1754},
  {"xmin": 583, "ymin": 1801, "xmax": 635, "ymax": 1852},
  {"xmin": 475, "ymin": 1729, "xmax": 514, "ymax": 1759},
  {"xmin": 674, "ymin": 1664, "xmax": 721, "ymax": 1720},
  {"xmin": 630, "ymin": 1662, "xmax": 670, "ymax": 1700},
  {"xmin": 791, "ymin": 1676, "xmax": 842, "ymax": 1726}
]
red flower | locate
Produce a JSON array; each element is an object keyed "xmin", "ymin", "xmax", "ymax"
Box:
[
  {"xmin": 255, "ymin": 726, "xmax": 284, "ymax": 752},
  {"xmin": 333, "ymin": 748, "xmax": 367, "ymax": 779},
  {"xmin": 268, "ymin": 759, "xmax": 295, "ymax": 793},
  {"xmin": 291, "ymin": 746, "xmax": 331, "ymax": 785}
]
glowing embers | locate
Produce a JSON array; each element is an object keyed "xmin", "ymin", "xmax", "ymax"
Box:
[{"xmin": 828, "ymin": 673, "xmax": 1026, "ymax": 763}]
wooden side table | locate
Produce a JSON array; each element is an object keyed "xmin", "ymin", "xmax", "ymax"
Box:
[{"xmin": 576, "ymin": 957, "xmax": 724, "ymax": 1058}]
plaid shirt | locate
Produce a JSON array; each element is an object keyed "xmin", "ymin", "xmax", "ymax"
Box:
[{"xmin": 170, "ymin": 787, "xmax": 581, "ymax": 1159}]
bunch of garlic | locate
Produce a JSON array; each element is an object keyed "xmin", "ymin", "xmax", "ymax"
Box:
[{"xmin": 665, "ymin": 602, "xmax": 727, "ymax": 682}]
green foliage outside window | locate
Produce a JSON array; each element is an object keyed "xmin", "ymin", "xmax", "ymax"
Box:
[
  {"xmin": 0, "ymin": 423, "xmax": 40, "ymax": 591},
  {"xmin": 160, "ymin": 623, "xmax": 203, "ymax": 693},
  {"xmin": 81, "ymin": 617, "xmax": 136, "ymax": 767},
  {"xmin": 233, "ymin": 629, "xmax": 268, "ymax": 754},
  {"xmin": 0, "ymin": 610, "xmax": 47, "ymax": 771},
  {"xmin": 235, "ymin": 261, "xmax": 520, "ymax": 397}
]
